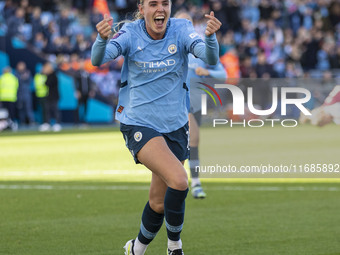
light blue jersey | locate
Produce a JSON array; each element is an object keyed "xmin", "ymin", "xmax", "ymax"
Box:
[
  {"xmin": 92, "ymin": 18, "xmax": 219, "ymax": 133},
  {"xmin": 187, "ymin": 54, "xmax": 227, "ymax": 113}
]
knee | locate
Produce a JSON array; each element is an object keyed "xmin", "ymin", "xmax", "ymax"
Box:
[
  {"xmin": 149, "ymin": 199, "xmax": 164, "ymax": 214},
  {"xmin": 169, "ymin": 173, "xmax": 188, "ymax": 191}
]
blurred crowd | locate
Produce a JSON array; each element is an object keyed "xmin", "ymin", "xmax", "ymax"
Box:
[
  {"xmin": 1, "ymin": 0, "xmax": 340, "ymax": 130},
  {"xmin": 176, "ymin": 0, "xmax": 340, "ymax": 79}
]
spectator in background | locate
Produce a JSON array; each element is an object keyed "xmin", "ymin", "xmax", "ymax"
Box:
[
  {"xmin": 255, "ymin": 51, "xmax": 274, "ymax": 78},
  {"xmin": 259, "ymin": 0, "xmax": 274, "ymax": 21},
  {"xmin": 171, "ymin": 0, "xmax": 188, "ymax": 15},
  {"xmin": 41, "ymin": 0, "xmax": 57, "ymax": 12},
  {"xmin": 0, "ymin": 67, "xmax": 19, "ymax": 131},
  {"xmin": 69, "ymin": 53, "xmax": 80, "ymax": 72},
  {"xmin": 90, "ymin": 7, "xmax": 103, "ymax": 32},
  {"xmin": 241, "ymin": 0, "xmax": 260, "ymax": 26},
  {"xmin": 39, "ymin": 62, "xmax": 61, "ymax": 132},
  {"xmin": 285, "ymin": 61, "xmax": 303, "ymax": 78},
  {"xmin": 239, "ymin": 18, "xmax": 256, "ymax": 45},
  {"xmin": 316, "ymin": 41, "xmax": 332, "ymax": 71},
  {"xmin": 30, "ymin": 7, "xmax": 43, "ymax": 43},
  {"xmin": 6, "ymin": 7, "xmax": 25, "ymax": 38},
  {"xmin": 328, "ymin": 1, "xmax": 340, "ymax": 29},
  {"xmin": 330, "ymin": 45, "xmax": 340, "ymax": 68},
  {"xmin": 210, "ymin": 0, "xmax": 228, "ymax": 34},
  {"xmin": 226, "ymin": 0, "xmax": 242, "ymax": 32},
  {"xmin": 16, "ymin": 61, "xmax": 35, "ymax": 126},
  {"xmin": 33, "ymin": 32, "xmax": 47, "ymax": 51},
  {"xmin": 2, "ymin": 0, "xmax": 16, "ymax": 21},
  {"xmin": 43, "ymin": 21, "xmax": 59, "ymax": 53},
  {"xmin": 300, "ymin": 28, "xmax": 321, "ymax": 71},
  {"xmin": 220, "ymin": 48, "xmax": 240, "ymax": 79},
  {"xmin": 74, "ymin": 59, "xmax": 95, "ymax": 125},
  {"xmin": 19, "ymin": 0, "xmax": 31, "ymax": 23},
  {"xmin": 33, "ymin": 66, "xmax": 48, "ymax": 126},
  {"xmin": 74, "ymin": 34, "xmax": 91, "ymax": 57},
  {"xmin": 254, "ymin": 51, "xmax": 273, "ymax": 109},
  {"xmin": 72, "ymin": 0, "xmax": 89, "ymax": 14},
  {"xmin": 240, "ymin": 56, "xmax": 253, "ymax": 78},
  {"xmin": 58, "ymin": 9, "xmax": 71, "ymax": 37},
  {"xmin": 220, "ymin": 30, "xmax": 235, "ymax": 55},
  {"xmin": 60, "ymin": 36, "xmax": 74, "ymax": 55}
]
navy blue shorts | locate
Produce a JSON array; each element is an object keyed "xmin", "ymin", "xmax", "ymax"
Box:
[{"xmin": 120, "ymin": 123, "xmax": 189, "ymax": 164}]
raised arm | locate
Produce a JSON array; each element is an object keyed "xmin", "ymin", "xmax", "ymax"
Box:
[
  {"xmin": 91, "ymin": 14, "xmax": 129, "ymax": 66},
  {"xmin": 192, "ymin": 12, "xmax": 221, "ymax": 65}
]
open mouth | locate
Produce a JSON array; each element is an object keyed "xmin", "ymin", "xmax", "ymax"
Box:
[{"xmin": 154, "ymin": 16, "xmax": 165, "ymax": 27}]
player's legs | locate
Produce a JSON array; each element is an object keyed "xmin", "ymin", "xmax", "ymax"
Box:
[
  {"xmin": 138, "ymin": 136, "xmax": 188, "ymax": 190},
  {"xmin": 148, "ymin": 160, "xmax": 186, "ymax": 212},
  {"xmin": 136, "ymin": 137, "xmax": 188, "ymax": 253},
  {"xmin": 149, "ymin": 172, "xmax": 167, "ymax": 213},
  {"xmin": 188, "ymin": 112, "xmax": 206, "ymax": 199},
  {"xmin": 121, "ymin": 124, "xmax": 189, "ymax": 254},
  {"xmin": 129, "ymin": 173, "xmax": 167, "ymax": 255},
  {"xmin": 125, "ymin": 136, "xmax": 188, "ymax": 255}
]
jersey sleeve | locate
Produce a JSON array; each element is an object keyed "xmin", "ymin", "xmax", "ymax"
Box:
[
  {"xmin": 181, "ymin": 20, "xmax": 204, "ymax": 56},
  {"xmin": 181, "ymin": 20, "xmax": 219, "ymax": 65},
  {"xmin": 91, "ymin": 23, "xmax": 131, "ymax": 66}
]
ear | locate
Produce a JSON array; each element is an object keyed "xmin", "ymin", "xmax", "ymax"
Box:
[{"xmin": 138, "ymin": 4, "xmax": 144, "ymax": 16}]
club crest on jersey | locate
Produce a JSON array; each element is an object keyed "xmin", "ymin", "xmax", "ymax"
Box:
[
  {"xmin": 168, "ymin": 44, "xmax": 177, "ymax": 54},
  {"xmin": 134, "ymin": 131, "xmax": 142, "ymax": 142}
]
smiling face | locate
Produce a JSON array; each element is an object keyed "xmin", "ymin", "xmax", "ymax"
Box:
[{"xmin": 139, "ymin": 0, "xmax": 171, "ymax": 40}]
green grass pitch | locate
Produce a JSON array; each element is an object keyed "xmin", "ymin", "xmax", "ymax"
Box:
[{"xmin": 0, "ymin": 125, "xmax": 340, "ymax": 255}]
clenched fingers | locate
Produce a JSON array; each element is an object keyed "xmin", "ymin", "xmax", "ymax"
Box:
[
  {"xmin": 96, "ymin": 14, "xmax": 114, "ymax": 40},
  {"xmin": 204, "ymin": 11, "xmax": 222, "ymax": 37}
]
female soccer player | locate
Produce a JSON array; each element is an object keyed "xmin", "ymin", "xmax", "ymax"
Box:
[{"xmin": 91, "ymin": 1, "xmax": 221, "ymax": 254}]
